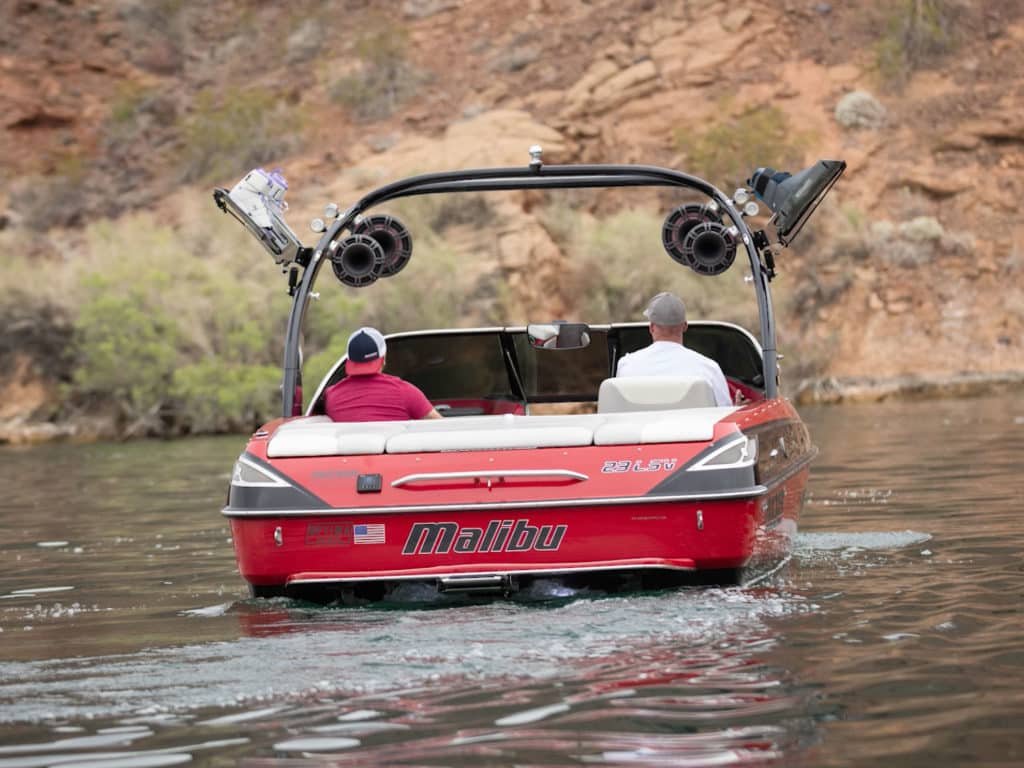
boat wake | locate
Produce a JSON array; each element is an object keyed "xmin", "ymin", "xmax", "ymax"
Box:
[
  {"xmin": 0, "ymin": 584, "xmax": 810, "ymax": 724},
  {"xmin": 0, "ymin": 533, "xmax": 929, "ymax": 725},
  {"xmin": 794, "ymin": 530, "xmax": 932, "ymax": 553}
]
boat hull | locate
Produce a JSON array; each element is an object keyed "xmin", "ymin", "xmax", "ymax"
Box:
[
  {"xmin": 224, "ymin": 400, "xmax": 811, "ymax": 599},
  {"xmin": 230, "ymin": 490, "xmax": 801, "ymax": 595}
]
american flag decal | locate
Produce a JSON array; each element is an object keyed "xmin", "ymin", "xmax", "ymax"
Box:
[{"xmin": 353, "ymin": 523, "xmax": 385, "ymax": 544}]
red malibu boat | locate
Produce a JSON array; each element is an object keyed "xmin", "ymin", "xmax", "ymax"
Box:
[{"xmin": 214, "ymin": 151, "xmax": 844, "ymax": 601}]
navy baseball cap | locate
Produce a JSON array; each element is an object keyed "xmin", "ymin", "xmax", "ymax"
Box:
[{"xmin": 345, "ymin": 327, "xmax": 387, "ymax": 375}]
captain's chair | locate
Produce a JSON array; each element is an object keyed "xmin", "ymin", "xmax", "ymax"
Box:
[{"xmin": 597, "ymin": 376, "xmax": 716, "ymax": 413}]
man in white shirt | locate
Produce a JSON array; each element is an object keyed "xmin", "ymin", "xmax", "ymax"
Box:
[{"xmin": 616, "ymin": 292, "xmax": 733, "ymax": 406}]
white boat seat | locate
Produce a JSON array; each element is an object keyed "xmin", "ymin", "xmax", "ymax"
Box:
[
  {"xmin": 594, "ymin": 406, "xmax": 737, "ymax": 445},
  {"xmin": 265, "ymin": 408, "xmax": 735, "ymax": 457},
  {"xmin": 267, "ymin": 418, "xmax": 409, "ymax": 458},
  {"xmin": 385, "ymin": 414, "xmax": 606, "ymax": 454},
  {"xmin": 597, "ymin": 376, "xmax": 716, "ymax": 413}
]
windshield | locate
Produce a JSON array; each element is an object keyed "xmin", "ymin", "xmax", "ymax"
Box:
[
  {"xmin": 308, "ymin": 323, "xmax": 763, "ymax": 413},
  {"xmin": 512, "ymin": 330, "xmax": 610, "ymax": 402},
  {"xmin": 387, "ymin": 332, "xmax": 515, "ymax": 400}
]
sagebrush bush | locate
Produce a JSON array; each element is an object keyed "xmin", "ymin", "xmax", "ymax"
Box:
[
  {"xmin": 773, "ymin": 199, "xmax": 860, "ymax": 330},
  {"xmin": 0, "ymin": 209, "xmax": 295, "ymax": 432},
  {"xmin": 674, "ymin": 103, "xmax": 809, "ymax": 192},
  {"xmin": 110, "ymin": 82, "xmax": 154, "ymax": 125},
  {"xmin": 171, "ymin": 359, "xmax": 281, "ymax": 433},
  {"xmin": 72, "ymin": 288, "xmax": 181, "ymax": 419},
  {"xmin": 874, "ymin": 0, "xmax": 957, "ymax": 86},
  {"xmin": 0, "ymin": 291, "xmax": 74, "ymax": 394},
  {"xmin": 329, "ymin": 19, "xmax": 427, "ymax": 122},
  {"xmin": 8, "ymin": 153, "xmax": 91, "ymax": 231},
  {"xmin": 180, "ymin": 87, "xmax": 302, "ymax": 183}
]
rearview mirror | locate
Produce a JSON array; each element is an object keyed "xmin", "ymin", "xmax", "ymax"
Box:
[{"xmin": 527, "ymin": 322, "xmax": 591, "ymax": 350}]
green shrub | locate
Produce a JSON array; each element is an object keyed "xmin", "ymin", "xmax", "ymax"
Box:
[
  {"xmin": 378, "ymin": 192, "xmax": 496, "ymax": 235},
  {"xmin": 110, "ymin": 82, "xmax": 153, "ymax": 125},
  {"xmin": 874, "ymin": 0, "xmax": 956, "ymax": 85},
  {"xmin": 8, "ymin": 153, "xmax": 90, "ymax": 231},
  {"xmin": 673, "ymin": 104, "xmax": 808, "ymax": 192},
  {"xmin": 58, "ymin": 212, "xmax": 293, "ymax": 431},
  {"xmin": 0, "ymin": 292, "xmax": 73, "ymax": 390},
  {"xmin": 297, "ymin": 197, "xmax": 499, "ymax": 394},
  {"xmin": 180, "ymin": 87, "xmax": 301, "ymax": 183},
  {"xmin": 171, "ymin": 359, "xmax": 281, "ymax": 433},
  {"xmin": 360, "ymin": 241, "xmax": 472, "ymax": 330},
  {"xmin": 772, "ymin": 199, "xmax": 862, "ymax": 373},
  {"xmin": 302, "ymin": 336, "xmax": 347, "ymax": 397},
  {"xmin": 329, "ymin": 19, "xmax": 427, "ymax": 121},
  {"xmin": 72, "ymin": 288, "xmax": 180, "ymax": 419},
  {"xmin": 537, "ymin": 198, "xmax": 581, "ymax": 250},
  {"xmin": 305, "ymin": 223, "xmax": 478, "ymax": 337}
]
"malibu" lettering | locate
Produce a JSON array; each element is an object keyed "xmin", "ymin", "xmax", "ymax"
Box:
[{"xmin": 401, "ymin": 519, "xmax": 567, "ymax": 556}]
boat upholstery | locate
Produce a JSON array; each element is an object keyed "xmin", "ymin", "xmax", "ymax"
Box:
[
  {"xmin": 386, "ymin": 423, "xmax": 594, "ymax": 454},
  {"xmin": 594, "ymin": 407, "xmax": 736, "ymax": 445},
  {"xmin": 266, "ymin": 417, "xmax": 408, "ymax": 457},
  {"xmin": 266, "ymin": 408, "xmax": 738, "ymax": 458},
  {"xmin": 597, "ymin": 376, "xmax": 716, "ymax": 413}
]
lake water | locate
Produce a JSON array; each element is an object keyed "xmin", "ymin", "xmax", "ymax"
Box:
[{"xmin": 0, "ymin": 394, "xmax": 1021, "ymax": 766}]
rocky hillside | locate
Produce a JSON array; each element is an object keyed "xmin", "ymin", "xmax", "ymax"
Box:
[{"xmin": 2, "ymin": 0, "xmax": 1023, "ymax": 440}]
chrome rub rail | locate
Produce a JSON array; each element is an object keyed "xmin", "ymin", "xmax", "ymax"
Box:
[{"xmin": 391, "ymin": 469, "xmax": 589, "ymax": 488}]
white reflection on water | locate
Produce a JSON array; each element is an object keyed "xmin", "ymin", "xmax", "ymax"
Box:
[
  {"xmin": 795, "ymin": 530, "xmax": 932, "ymax": 552},
  {"xmin": 272, "ymin": 737, "xmax": 360, "ymax": 752},
  {"xmin": 494, "ymin": 702, "xmax": 571, "ymax": 726},
  {"xmin": 0, "ymin": 737, "xmax": 248, "ymax": 768}
]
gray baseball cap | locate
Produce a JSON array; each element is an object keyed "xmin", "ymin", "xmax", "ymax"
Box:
[{"xmin": 643, "ymin": 292, "xmax": 687, "ymax": 325}]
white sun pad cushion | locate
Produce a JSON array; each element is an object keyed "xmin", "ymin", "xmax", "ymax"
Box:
[
  {"xmin": 385, "ymin": 414, "xmax": 605, "ymax": 453},
  {"xmin": 266, "ymin": 408, "xmax": 733, "ymax": 457},
  {"xmin": 267, "ymin": 418, "xmax": 409, "ymax": 457}
]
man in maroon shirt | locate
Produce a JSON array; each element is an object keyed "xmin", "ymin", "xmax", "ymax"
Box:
[{"xmin": 324, "ymin": 327, "xmax": 442, "ymax": 422}]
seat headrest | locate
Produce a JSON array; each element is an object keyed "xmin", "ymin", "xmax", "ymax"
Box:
[{"xmin": 598, "ymin": 376, "xmax": 716, "ymax": 412}]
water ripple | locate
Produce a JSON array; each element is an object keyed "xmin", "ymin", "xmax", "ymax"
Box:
[{"xmin": 1, "ymin": 398, "xmax": 1022, "ymax": 764}]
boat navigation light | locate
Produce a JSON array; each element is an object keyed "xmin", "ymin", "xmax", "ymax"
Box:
[
  {"xmin": 529, "ymin": 144, "xmax": 543, "ymax": 168},
  {"xmin": 688, "ymin": 435, "xmax": 758, "ymax": 471},
  {"xmin": 231, "ymin": 457, "xmax": 289, "ymax": 488},
  {"xmin": 748, "ymin": 159, "xmax": 846, "ymax": 246}
]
